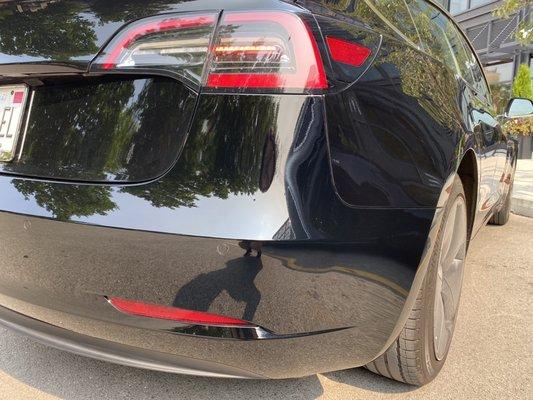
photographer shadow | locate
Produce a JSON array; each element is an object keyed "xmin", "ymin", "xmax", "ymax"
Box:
[{"xmin": 173, "ymin": 254, "xmax": 263, "ymax": 321}]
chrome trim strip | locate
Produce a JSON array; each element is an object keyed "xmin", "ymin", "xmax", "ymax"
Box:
[{"xmin": 17, "ymin": 89, "xmax": 35, "ymax": 160}]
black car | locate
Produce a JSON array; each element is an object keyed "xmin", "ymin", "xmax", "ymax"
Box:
[{"xmin": 0, "ymin": 0, "xmax": 526, "ymax": 386}]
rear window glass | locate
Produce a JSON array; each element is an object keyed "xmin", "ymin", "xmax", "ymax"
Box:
[
  {"xmin": 405, "ymin": 0, "xmax": 457, "ymax": 70},
  {"xmin": 459, "ymin": 35, "xmax": 491, "ymax": 103},
  {"xmin": 445, "ymin": 21, "xmax": 477, "ymax": 87},
  {"xmin": 406, "ymin": 0, "xmax": 491, "ymax": 103},
  {"xmin": 366, "ymin": 0, "xmax": 421, "ymax": 46}
]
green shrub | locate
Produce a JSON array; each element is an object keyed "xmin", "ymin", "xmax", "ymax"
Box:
[{"xmin": 512, "ymin": 64, "xmax": 533, "ymax": 100}]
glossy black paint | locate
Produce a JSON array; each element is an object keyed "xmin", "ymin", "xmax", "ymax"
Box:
[
  {"xmin": 0, "ymin": 0, "xmax": 516, "ymax": 379},
  {"xmin": 0, "ymin": 207, "xmax": 437, "ymax": 378},
  {"xmin": 325, "ymin": 40, "xmax": 460, "ymax": 208},
  {"xmin": 0, "ymin": 1, "xmax": 297, "ymax": 66},
  {"xmin": 0, "ymin": 77, "xmax": 196, "ymax": 182}
]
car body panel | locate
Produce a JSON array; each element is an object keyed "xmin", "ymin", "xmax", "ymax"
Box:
[
  {"xmin": 0, "ymin": 0, "xmax": 516, "ymax": 378},
  {"xmin": 0, "ymin": 0, "xmax": 302, "ymax": 68},
  {"xmin": 0, "ymin": 94, "xmax": 435, "ymax": 335}
]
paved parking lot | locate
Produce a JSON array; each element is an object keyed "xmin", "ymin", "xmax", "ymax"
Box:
[{"xmin": 0, "ymin": 214, "xmax": 530, "ymax": 400}]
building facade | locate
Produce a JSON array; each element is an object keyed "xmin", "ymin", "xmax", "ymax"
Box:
[{"xmin": 440, "ymin": 0, "xmax": 532, "ymax": 113}]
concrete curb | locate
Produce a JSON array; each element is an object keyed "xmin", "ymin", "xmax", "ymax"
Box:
[
  {"xmin": 512, "ymin": 159, "xmax": 533, "ymax": 218},
  {"xmin": 511, "ymin": 196, "xmax": 533, "ymax": 218}
]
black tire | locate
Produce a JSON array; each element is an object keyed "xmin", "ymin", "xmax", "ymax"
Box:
[
  {"xmin": 489, "ymin": 182, "xmax": 512, "ymax": 226},
  {"xmin": 365, "ymin": 176, "xmax": 468, "ymax": 386}
]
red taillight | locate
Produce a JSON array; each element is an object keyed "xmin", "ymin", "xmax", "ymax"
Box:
[
  {"xmin": 12, "ymin": 91, "xmax": 24, "ymax": 104},
  {"xmin": 101, "ymin": 15, "xmax": 217, "ymax": 70},
  {"xmin": 326, "ymin": 36, "xmax": 371, "ymax": 68},
  {"xmin": 108, "ymin": 297, "xmax": 254, "ymax": 327},
  {"xmin": 92, "ymin": 11, "xmax": 328, "ymax": 92},
  {"xmin": 205, "ymin": 12, "xmax": 327, "ymax": 90},
  {"xmin": 92, "ymin": 12, "xmax": 218, "ymax": 86}
]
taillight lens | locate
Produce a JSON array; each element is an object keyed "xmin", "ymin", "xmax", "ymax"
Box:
[
  {"xmin": 326, "ymin": 36, "xmax": 371, "ymax": 68},
  {"xmin": 205, "ymin": 12, "xmax": 327, "ymax": 91},
  {"xmin": 311, "ymin": 15, "xmax": 381, "ymax": 87},
  {"xmin": 92, "ymin": 11, "xmax": 328, "ymax": 93},
  {"xmin": 92, "ymin": 12, "xmax": 218, "ymax": 87}
]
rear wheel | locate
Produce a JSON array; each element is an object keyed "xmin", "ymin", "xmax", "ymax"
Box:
[{"xmin": 365, "ymin": 176, "xmax": 468, "ymax": 385}]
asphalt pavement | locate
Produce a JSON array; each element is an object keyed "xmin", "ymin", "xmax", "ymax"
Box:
[{"xmin": 0, "ymin": 214, "xmax": 530, "ymax": 400}]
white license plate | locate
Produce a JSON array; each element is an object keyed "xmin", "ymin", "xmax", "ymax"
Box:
[{"xmin": 0, "ymin": 85, "xmax": 30, "ymax": 162}]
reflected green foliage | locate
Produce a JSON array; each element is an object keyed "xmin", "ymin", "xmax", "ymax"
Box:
[
  {"xmin": 123, "ymin": 79, "xmax": 193, "ymax": 173},
  {"xmin": 375, "ymin": 6, "xmax": 461, "ymax": 130},
  {"xmin": 365, "ymin": 0, "xmax": 419, "ymax": 44},
  {"xmin": 10, "ymin": 85, "xmax": 280, "ymax": 217},
  {"xmin": 19, "ymin": 80, "xmax": 136, "ymax": 179},
  {"xmin": 122, "ymin": 96, "xmax": 279, "ymax": 208},
  {"xmin": 0, "ymin": 0, "xmax": 181, "ymax": 60},
  {"xmin": 313, "ymin": 0, "xmax": 462, "ymax": 130},
  {"xmin": 0, "ymin": 1, "xmax": 98, "ymax": 59},
  {"xmin": 491, "ymin": 82, "xmax": 513, "ymax": 114},
  {"xmin": 311, "ymin": 0, "xmax": 398, "ymax": 38},
  {"xmin": 87, "ymin": 0, "xmax": 176, "ymax": 23},
  {"xmin": 10, "ymin": 78, "xmax": 191, "ymax": 181},
  {"xmin": 12, "ymin": 181, "xmax": 116, "ymax": 221}
]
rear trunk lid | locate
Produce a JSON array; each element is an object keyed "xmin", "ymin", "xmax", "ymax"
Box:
[{"xmin": 0, "ymin": 0, "xmax": 204, "ymax": 183}]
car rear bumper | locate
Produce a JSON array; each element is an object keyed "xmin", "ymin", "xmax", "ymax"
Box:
[
  {"xmin": 0, "ymin": 89, "xmax": 444, "ymax": 377},
  {"xmin": 0, "ymin": 303, "xmax": 262, "ymax": 379},
  {"xmin": 0, "ymin": 205, "xmax": 440, "ymax": 378}
]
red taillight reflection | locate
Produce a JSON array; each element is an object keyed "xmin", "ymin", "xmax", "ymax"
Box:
[
  {"xmin": 326, "ymin": 36, "xmax": 371, "ymax": 67},
  {"xmin": 108, "ymin": 297, "xmax": 254, "ymax": 327},
  {"xmin": 12, "ymin": 91, "xmax": 24, "ymax": 104}
]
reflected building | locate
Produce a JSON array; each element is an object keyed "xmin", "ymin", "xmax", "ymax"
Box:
[{"xmin": 439, "ymin": 0, "xmax": 532, "ymax": 157}]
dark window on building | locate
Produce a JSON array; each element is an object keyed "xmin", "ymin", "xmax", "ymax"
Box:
[{"xmin": 448, "ymin": 0, "xmax": 493, "ymax": 14}]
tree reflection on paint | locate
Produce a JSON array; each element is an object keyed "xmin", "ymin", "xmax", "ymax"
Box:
[{"xmin": 12, "ymin": 181, "xmax": 117, "ymax": 221}]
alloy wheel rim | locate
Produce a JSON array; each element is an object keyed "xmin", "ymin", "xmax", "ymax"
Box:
[{"xmin": 433, "ymin": 196, "xmax": 467, "ymax": 361}]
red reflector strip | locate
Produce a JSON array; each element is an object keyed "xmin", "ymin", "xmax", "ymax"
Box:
[
  {"xmin": 326, "ymin": 36, "xmax": 371, "ymax": 67},
  {"xmin": 13, "ymin": 91, "xmax": 24, "ymax": 104},
  {"xmin": 207, "ymin": 73, "xmax": 287, "ymax": 89},
  {"xmin": 108, "ymin": 297, "xmax": 254, "ymax": 327}
]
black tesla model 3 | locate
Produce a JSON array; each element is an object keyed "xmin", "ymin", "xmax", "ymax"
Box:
[{"xmin": 0, "ymin": 0, "xmax": 524, "ymax": 386}]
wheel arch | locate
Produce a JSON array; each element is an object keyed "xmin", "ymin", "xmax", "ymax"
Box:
[{"xmin": 456, "ymin": 149, "xmax": 479, "ymax": 243}]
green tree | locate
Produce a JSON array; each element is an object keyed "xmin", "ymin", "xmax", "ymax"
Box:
[
  {"xmin": 88, "ymin": 0, "xmax": 175, "ymax": 23},
  {"xmin": 0, "ymin": 1, "xmax": 98, "ymax": 60},
  {"xmin": 12, "ymin": 182, "xmax": 116, "ymax": 221},
  {"xmin": 493, "ymin": 0, "xmax": 533, "ymax": 45},
  {"xmin": 122, "ymin": 95, "xmax": 279, "ymax": 209},
  {"xmin": 512, "ymin": 64, "xmax": 533, "ymax": 100}
]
